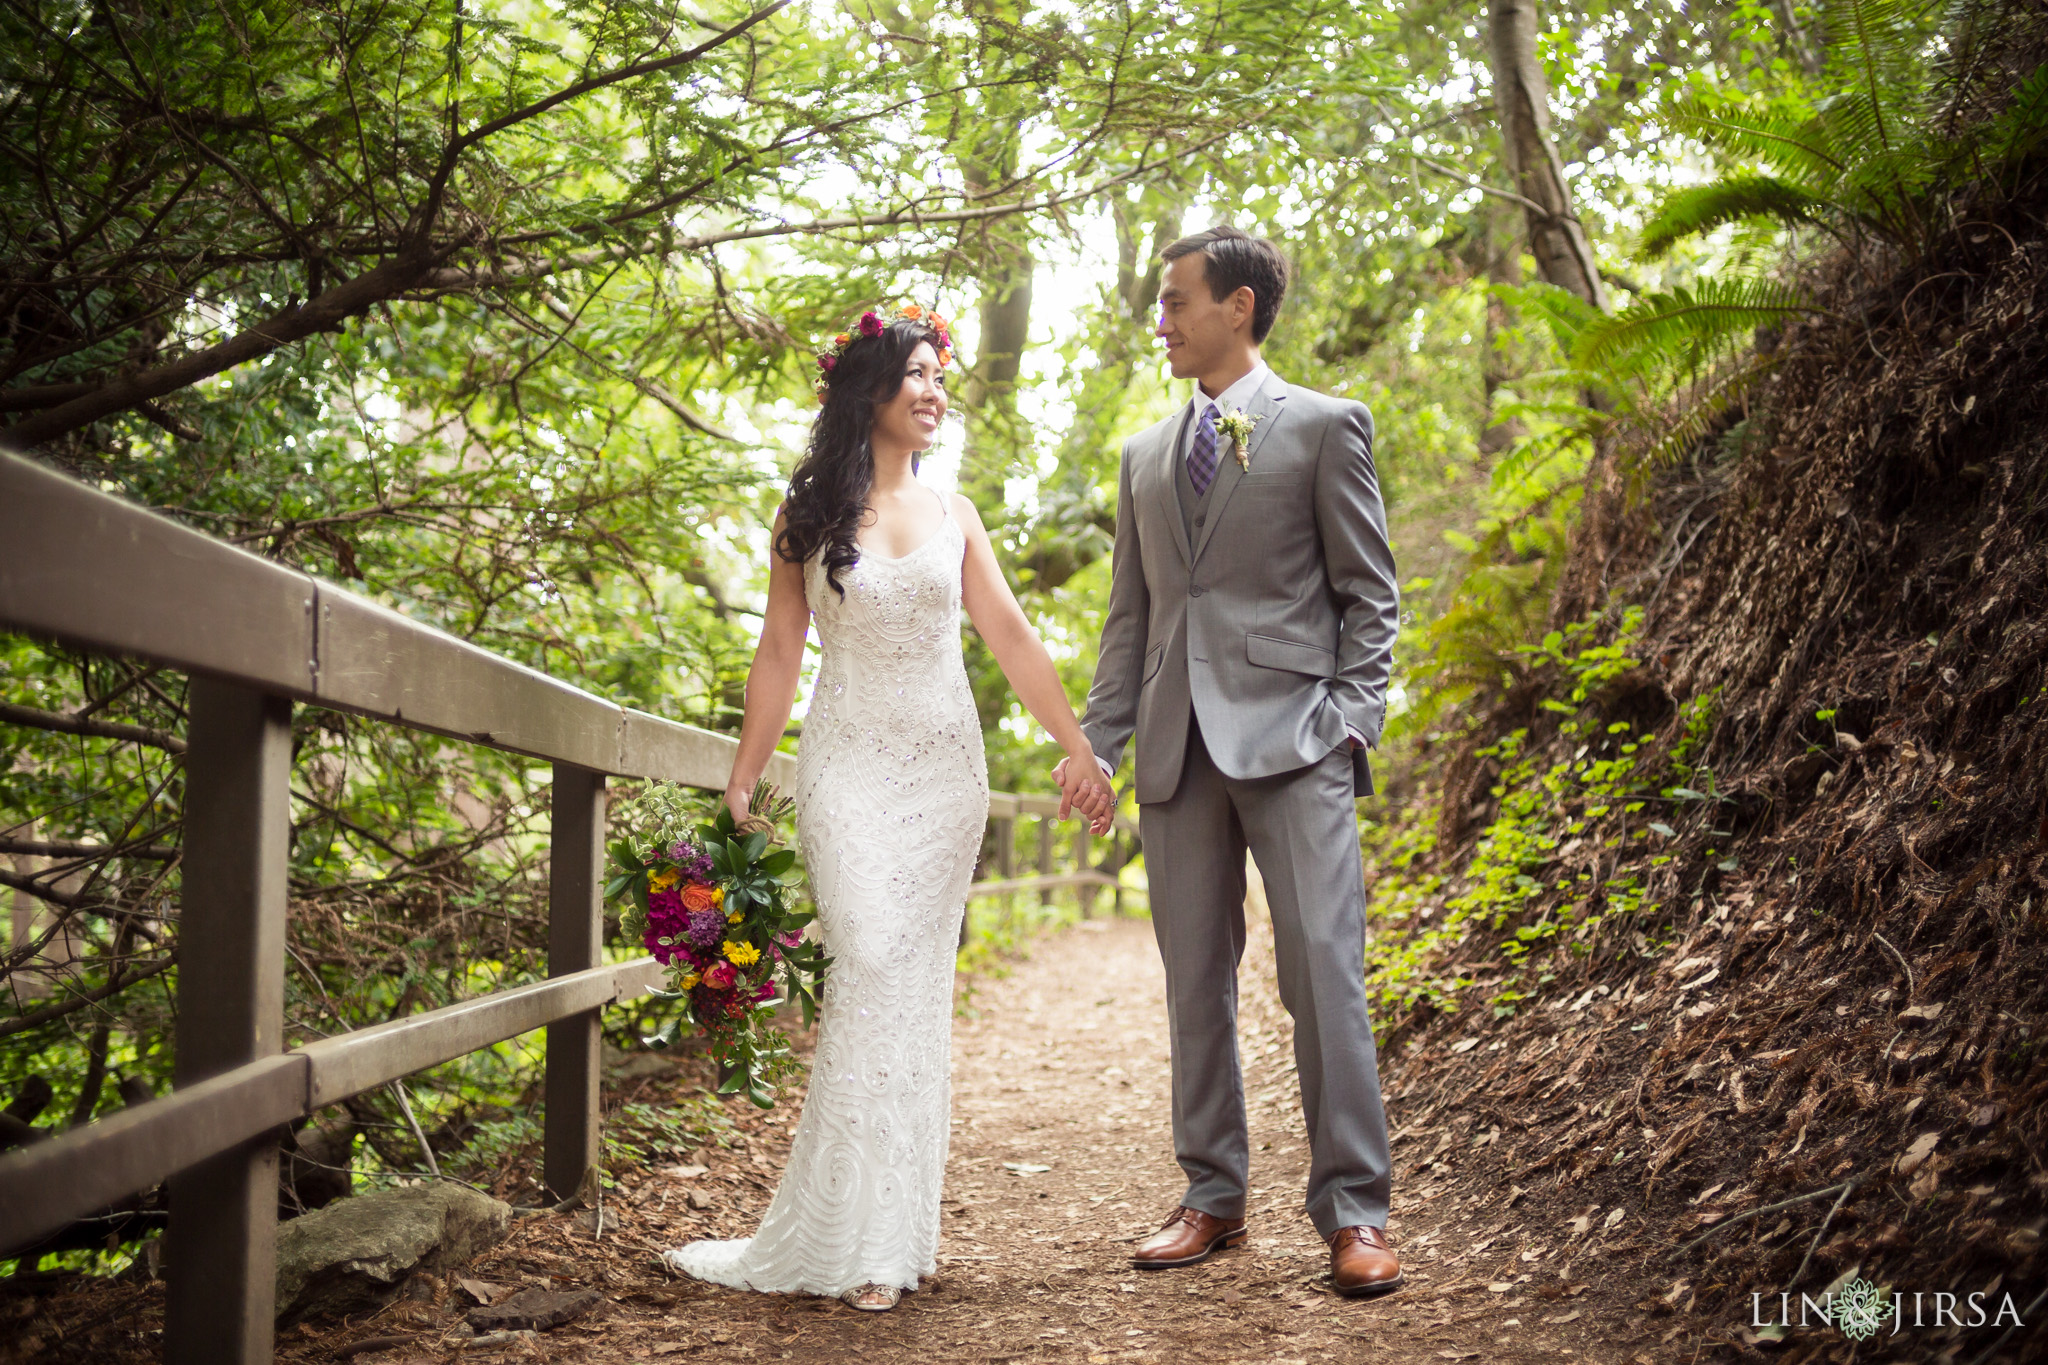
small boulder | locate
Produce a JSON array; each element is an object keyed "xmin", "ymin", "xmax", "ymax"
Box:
[{"xmin": 274, "ymin": 1182, "xmax": 511, "ymax": 1322}]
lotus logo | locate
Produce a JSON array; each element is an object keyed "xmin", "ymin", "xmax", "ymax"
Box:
[
  {"xmin": 1751, "ymin": 1275, "xmax": 2026, "ymax": 1340},
  {"xmin": 1834, "ymin": 1277, "xmax": 1885, "ymax": 1342}
]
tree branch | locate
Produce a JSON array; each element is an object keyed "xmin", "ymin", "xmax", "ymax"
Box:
[
  {"xmin": 0, "ymin": 382, "xmax": 97, "ymax": 413},
  {"xmin": 3, "ymin": 247, "xmax": 443, "ymax": 446},
  {"xmin": 418, "ymin": 144, "xmax": 1228, "ymax": 293},
  {"xmin": 0, "ymin": 836, "xmax": 179, "ymax": 862},
  {"xmin": 0, "ymin": 954, "xmax": 176, "ymax": 1040},
  {"xmin": 0, "ymin": 701, "xmax": 188, "ymax": 753},
  {"xmin": 451, "ymin": 1, "xmax": 794, "ymax": 154}
]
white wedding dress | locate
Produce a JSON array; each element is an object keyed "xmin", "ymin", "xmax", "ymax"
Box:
[{"xmin": 664, "ymin": 491, "xmax": 988, "ymax": 1296}]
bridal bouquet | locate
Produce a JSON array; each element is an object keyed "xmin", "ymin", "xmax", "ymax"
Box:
[{"xmin": 606, "ymin": 781, "xmax": 828, "ymax": 1108}]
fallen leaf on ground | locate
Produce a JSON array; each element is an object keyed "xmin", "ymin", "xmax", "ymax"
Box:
[
  {"xmin": 457, "ymin": 1277, "xmax": 505, "ymax": 1305},
  {"xmin": 1898, "ymin": 1131, "xmax": 1940, "ymax": 1175}
]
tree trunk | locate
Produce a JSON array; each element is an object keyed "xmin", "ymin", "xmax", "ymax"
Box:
[
  {"xmin": 960, "ymin": 241, "xmax": 1034, "ymax": 516},
  {"xmin": 1489, "ymin": 0, "xmax": 1637, "ymax": 623},
  {"xmin": 1474, "ymin": 201, "xmax": 1528, "ymax": 459},
  {"xmin": 1487, "ymin": 0, "xmax": 1609, "ymax": 313}
]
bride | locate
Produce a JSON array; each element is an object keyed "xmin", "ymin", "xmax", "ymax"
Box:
[{"xmin": 660, "ymin": 303, "xmax": 1116, "ymax": 1311}]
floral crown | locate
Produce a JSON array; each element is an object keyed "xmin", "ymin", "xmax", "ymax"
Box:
[{"xmin": 812, "ymin": 302, "xmax": 954, "ymax": 401}]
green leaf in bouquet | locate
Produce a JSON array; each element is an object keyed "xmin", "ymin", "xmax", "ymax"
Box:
[
  {"xmin": 716, "ymin": 1066, "xmax": 750, "ymax": 1095},
  {"xmin": 740, "ymin": 830, "xmax": 769, "ymax": 864},
  {"xmin": 780, "ymin": 909, "xmax": 816, "ymax": 931},
  {"xmin": 603, "ymin": 871, "xmax": 639, "ymax": 903},
  {"xmin": 641, "ymin": 1019, "xmax": 681, "ymax": 1049},
  {"xmin": 608, "ymin": 839, "xmax": 644, "ymax": 873},
  {"xmin": 745, "ymin": 1080, "xmax": 775, "ymax": 1110},
  {"xmin": 758, "ymin": 847, "xmax": 797, "ymax": 876},
  {"xmin": 647, "ymin": 987, "xmax": 688, "ymax": 1001}
]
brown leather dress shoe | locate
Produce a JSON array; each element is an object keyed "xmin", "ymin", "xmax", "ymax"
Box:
[
  {"xmin": 1129, "ymin": 1206, "xmax": 1248, "ymax": 1269},
  {"xmin": 1329, "ymin": 1225, "xmax": 1403, "ymax": 1296}
]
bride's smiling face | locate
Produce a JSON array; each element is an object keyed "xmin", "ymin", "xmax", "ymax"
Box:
[{"xmin": 869, "ymin": 341, "xmax": 948, "ymax": 452}]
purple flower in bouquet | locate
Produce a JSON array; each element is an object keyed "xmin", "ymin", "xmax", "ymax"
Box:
[
  {"xmin": 666, "ymin": 841, "xmax": 716, "ymax": 883},
  {"xmin": 685, "ymin": 908, "xmax": 726, "ymax": 950}
]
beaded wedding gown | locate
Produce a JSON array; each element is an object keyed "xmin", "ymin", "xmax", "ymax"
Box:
[{"xmin": 664, "ymin": 492, "xmax": 988, "ymax": 1296}]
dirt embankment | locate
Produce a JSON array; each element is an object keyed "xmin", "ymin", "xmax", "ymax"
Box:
[{"xmin": 1368, "ymin": 151, "xmax": 2048, "ymax": 1363}]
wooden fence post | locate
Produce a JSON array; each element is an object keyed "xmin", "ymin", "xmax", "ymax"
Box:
[
  {"xmin": 164, "ymin": 679, "xmax": 292, "ymax": 1365},
  {"xmin": 545, "ymin": 764, "xmax": 606, "ymax": 1201},
  {"xmin": 1073, "ymin": 827, "xmax": 1096, "ymax": 919},
  {"xmin": 994, "ymin": 815, "xmax": 1015, "ymax": 935},
  {"xmin": 1037, "ymin": 818, "xmax": 1054, "ymax": 908}
]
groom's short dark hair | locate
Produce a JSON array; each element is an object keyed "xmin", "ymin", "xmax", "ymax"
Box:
[{"xmin": 1161, "ymin": 225, "xmax": 1291, "ymax": 342}]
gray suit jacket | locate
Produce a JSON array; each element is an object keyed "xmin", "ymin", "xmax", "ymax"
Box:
[{"xmin": 1081, "ymin": 371, "xmax": 1399, "ymax": 804}]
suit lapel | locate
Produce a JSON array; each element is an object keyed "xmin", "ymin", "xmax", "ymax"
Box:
[
  {"xmin": 1190, "ymin": 375, "xmax": 1288, "ymax": 567},
  {"xmin": 1151, "ymin": 409, "xmax": 1193, "ymax": 569}
]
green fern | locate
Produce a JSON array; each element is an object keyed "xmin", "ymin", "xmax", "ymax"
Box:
[
  {"xmin": 1578, "ymin": 279, "xmax": 1814, "ymax": 370},
  {"xmin": 1665, "ymin": 104, "xmax": 1846, "ymax": 183},
  {"xmin": 1636, "ymin": 356, "xmax": 1780, "ymax": 467},
  {"xmin": 1640, "ymin": 176, "xmax": 1831, "ymax": 257},
  {"xmin": 1644, "ymin": 0, "xmax": 2038, "ymax": 261}
]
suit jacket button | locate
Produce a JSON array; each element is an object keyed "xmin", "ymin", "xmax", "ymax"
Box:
[{"xmin": 1189, "ymin": 584, "xmax": 1206, "ymax": 597}]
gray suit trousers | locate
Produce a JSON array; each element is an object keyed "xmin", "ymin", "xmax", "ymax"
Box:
[{"xmin": 1140, "ymin": 716, "xmax": 1392, "ymax": 1237}]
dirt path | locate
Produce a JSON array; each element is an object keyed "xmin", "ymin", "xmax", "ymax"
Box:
[{"xmin": 253, "ymin": 892, "xmax": 1686, "ymax": 1365}]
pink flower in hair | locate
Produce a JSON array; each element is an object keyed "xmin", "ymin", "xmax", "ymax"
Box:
[{"xmin": 858, "ymin": 311, "xmax": 884, "ymax": 337}]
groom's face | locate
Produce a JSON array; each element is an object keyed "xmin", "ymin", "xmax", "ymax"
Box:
[{"xmin": 1156, "ymin": 253, "xmax": 1253, "ymax": 381}]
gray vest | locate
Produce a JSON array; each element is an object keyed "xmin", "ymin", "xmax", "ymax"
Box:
[{"xmin": 1173, "ymin": 406, "xmax": 1217, "ymax": 539}]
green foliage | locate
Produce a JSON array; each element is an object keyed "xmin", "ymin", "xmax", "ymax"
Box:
[
  {"xmin": 603, "ymin": 1097, "xmax": 738, "ymax": 1171},
  {"xmin": 1362, "ymin": 611, "xmax": 1685, "ymax": 1016}
]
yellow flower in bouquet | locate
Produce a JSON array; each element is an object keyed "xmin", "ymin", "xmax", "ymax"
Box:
[
  {"xmin": 648, "ymin": 865, "xmax": 680, "ymax": 891},
  {"xmin": 723, "ymin": 939, "xmax": 761, "ymax": 967}
]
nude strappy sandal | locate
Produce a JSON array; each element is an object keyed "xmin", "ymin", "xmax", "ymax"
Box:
[{"xmin": 839, "ymin": 1282, "xmax": 901, "ymax": 1311}]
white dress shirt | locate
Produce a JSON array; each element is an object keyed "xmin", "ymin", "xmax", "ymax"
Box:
[{"xmin": 1090, "ymin": 362, "xmax": 1366, "ymax": 782}]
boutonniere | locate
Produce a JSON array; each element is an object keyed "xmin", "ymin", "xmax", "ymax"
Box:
[{"xmin": 1215, "ymin": 407, "xmax": 1262, "ymax": 469}]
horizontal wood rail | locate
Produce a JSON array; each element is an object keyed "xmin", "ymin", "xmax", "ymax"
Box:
[
  {"xmin": 0, "ymin": 958, "xmax": 664, "ymax": 1255},
  {"xmin": 966, "ymin": 870, "xmax": 1126, "ymax": 899},
  {"xmin": 0, "ymin": 450, "xmax": 779, "ymax": 787},
  {"xmin": 0, "ymin": 447, "xmax": 1135, "ymax": 1362}
]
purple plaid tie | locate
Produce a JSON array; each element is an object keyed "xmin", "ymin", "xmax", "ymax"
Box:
[{"xmin": 1188, "ymin": 404, "xmax": 1220, "ymax": 496}]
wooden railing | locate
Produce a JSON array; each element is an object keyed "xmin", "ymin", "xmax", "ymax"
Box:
[
  {"xmin": 973, "ymin": 792, "xmax": 1137, "ymax": 918},
  {"xmin": 0, "ymin": 449, "xmax": 1136, "ymax": 1363}
]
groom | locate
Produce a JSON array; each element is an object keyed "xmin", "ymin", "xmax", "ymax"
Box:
[{"xmin": 1056, "ymin": 225, "xmax": 1403, "ymax": 1296}]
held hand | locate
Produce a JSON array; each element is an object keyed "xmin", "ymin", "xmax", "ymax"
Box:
[
  {"xmin": 1052, "ymin": 755, "xmax": 1073, "ymax": 820},
  {"xmin": 724, "ymin": 783, "xmax": 752, "ymax": 825},
  {"xmin": 1060, "ymin": 754, "xmax": 1115, "ymax": 835}
]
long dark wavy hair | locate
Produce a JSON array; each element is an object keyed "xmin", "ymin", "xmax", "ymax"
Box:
[{"xmin": 776, "ymin": 317, "xmax": 950, "ymax": 596}]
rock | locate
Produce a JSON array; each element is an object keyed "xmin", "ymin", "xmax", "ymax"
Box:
[
  {"xmin": 274, "ymin": 1183, "xmax": 511, "ymax": 1322},
  {"xmin": 467, "ymin": 1287, "xmax": 604, "ymax": 1332},
  {"xmin": 608, "ymin": 1052, "xmax": 679, "ymax": 1082}
]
